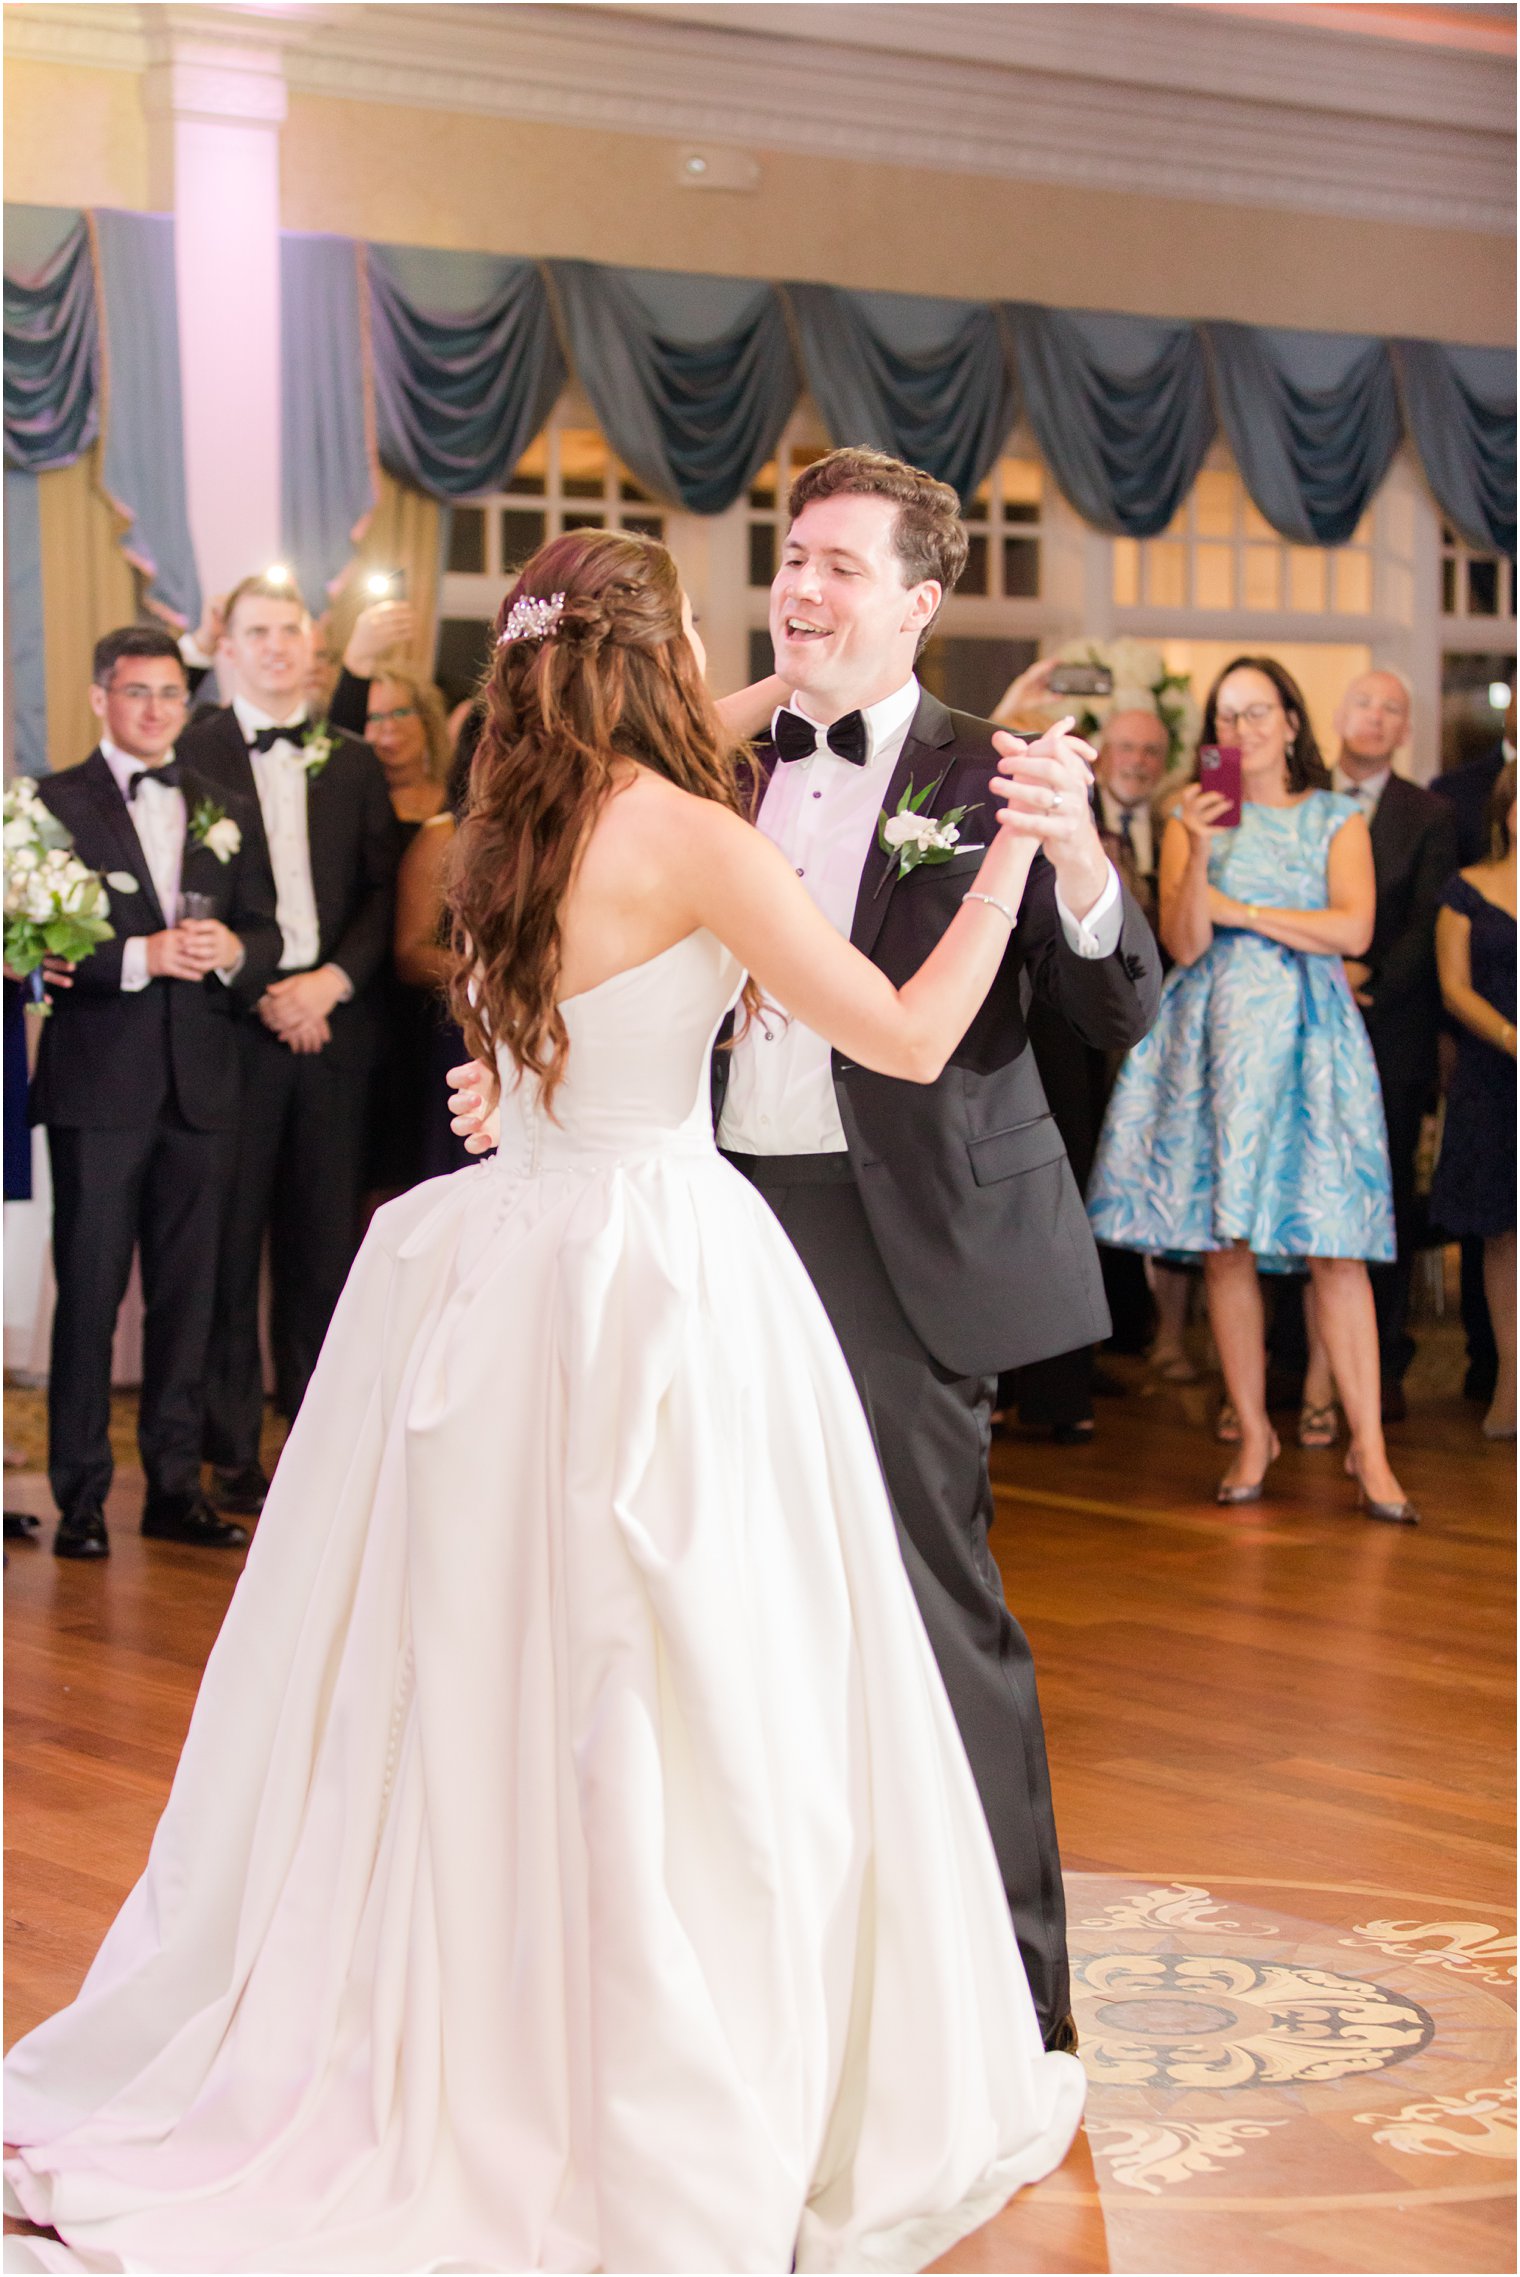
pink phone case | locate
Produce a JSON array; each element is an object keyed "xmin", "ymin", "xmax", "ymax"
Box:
[{"xmin": 1198, "ymin": 744, "xmax": 1243, "ymax": 828}]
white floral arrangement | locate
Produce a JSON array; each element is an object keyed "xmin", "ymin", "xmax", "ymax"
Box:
[
  {"xmin": 877, "ymin": 779, "xmax": 978, "ymax": 881},
  {"xmin": 3, "ymin": 778, "xmax": 123, "ymax": 981},
  {"xmin": 297, "ymin": 721, "xmax": 335, "ymax": 777},
  {"xmin": 1044, "ymin": 638, "xmax": 1200, "ymax": 773}
]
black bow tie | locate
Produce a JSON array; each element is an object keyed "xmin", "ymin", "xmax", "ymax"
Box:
[
  {"xmin": 126, "ymin": 760, "xmax": 183, "ymax": 800},
  {"xmin": 248, "ymin": 722, "xmax": 305, "ymax": 755},
  {"xmin": 773, "ymin": 707, "xmax": 869, "ymax": 768}
]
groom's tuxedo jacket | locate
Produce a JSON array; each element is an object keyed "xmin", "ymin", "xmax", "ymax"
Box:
[
  {"xmin": 29, "ymin": 751, "xmax": 280, "ymax": 1132},
  {"xmin": 715, "ymin": 690, "xmax": 1164, "ymax": 1377}
]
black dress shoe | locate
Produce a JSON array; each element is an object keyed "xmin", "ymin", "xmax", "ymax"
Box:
[
  {"xmin": 1044, "ymin": 2011, "xmax": 1080, "ymax": 2055},
  {"xmin": 142, "ymin": 1493, "xmax": 248, "ymax": 1549},
  {"xmin": 54, "ymin": 1507, "xmax": 109, "ymax": 1559},
  {"xmin": 209, "ymin": 1461, "xmax": 269, "ymax": 1516},
  {"xmin": 4, "ymin": 1509, "xmax": 40, "ymax": 1540}
]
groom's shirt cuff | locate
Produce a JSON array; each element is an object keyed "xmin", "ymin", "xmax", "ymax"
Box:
[{"xmin": 1055, "ymin": 860, "xmax": 1123, "ymax": 959}]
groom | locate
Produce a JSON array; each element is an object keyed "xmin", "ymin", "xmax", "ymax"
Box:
[{"xmin": 716, "ymin": 449, "xmax": 1160, "ymax": 2048}]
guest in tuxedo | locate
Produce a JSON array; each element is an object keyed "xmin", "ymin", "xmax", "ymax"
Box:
[
  {"xmin": 365, "ymin": 668, "xmax": 451, "ymax": 1195},
  {"xmin": 1093, "ymin": 708, "xmax": 1169, "ymax": 927},
  {"xmin": 30, "ymin": 627, "xmax": 281, "ymax": 1558},
  {"xmin": 713, "ymin": 450, "xmax": 1162, "ymax": 2044},
  {"xmin": 179, "ymin": 575, "xmax": 401, "ymax": 1515},
  {"xmin": 1432, "ymin": 687, "xmax": 1514, "ymax": 1404}
]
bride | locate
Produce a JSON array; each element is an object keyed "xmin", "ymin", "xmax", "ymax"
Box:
[{"xmin": 4, "ymin": 529, "xmax": 1085, "ymax": 2274}]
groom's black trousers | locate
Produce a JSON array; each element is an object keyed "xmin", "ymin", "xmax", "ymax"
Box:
[{"xmin": 725, "ymin": 1150, "xmax": 1071, "ymax": 2041}]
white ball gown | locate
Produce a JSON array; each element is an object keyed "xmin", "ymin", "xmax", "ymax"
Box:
[{"xmin": 4, "ymin": 929, "xmax": 1084, "ymax": 2274}]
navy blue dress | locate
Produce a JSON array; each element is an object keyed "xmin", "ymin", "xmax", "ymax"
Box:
[{"xmin": 1429, "ymin": 874, "xmax": 1516, "ymax": 1238}]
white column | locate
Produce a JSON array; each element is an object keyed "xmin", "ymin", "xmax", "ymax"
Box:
[{"xmin": 144, "ymin": 24, "xmax": 287, "ymax": 603}]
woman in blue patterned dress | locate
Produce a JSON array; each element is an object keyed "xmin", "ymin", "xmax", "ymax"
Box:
[{"xmin": 1089, "ymin": 658, "xmax": 1413, "ymax": 1521}]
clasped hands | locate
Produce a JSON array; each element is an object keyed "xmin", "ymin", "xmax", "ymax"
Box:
[
  {"xmin": 258, "ymin": 965, "xmax": 348, "ymax": 1054},
  {"xmin": 989, "ymin": 717, "xmax": 1108, "ymax": 916},
  {"xmin": 145, "ymin": 920, "xmax": 241, "ymax": 984}
]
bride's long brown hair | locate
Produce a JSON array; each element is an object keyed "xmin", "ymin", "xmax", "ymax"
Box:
[{"xmin": 447, "ymin": 527, "xmax": 759, "ymax": 1108}]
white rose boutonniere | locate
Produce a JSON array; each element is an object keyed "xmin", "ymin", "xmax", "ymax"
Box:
[
  {"xmin": 877, "ymin": 779, "xmax": 978, "ymax": 886},
  {"xmin": 188, "ymin": 797, "xmax": 242, "ymax": 864},
  {"xmin": 298, "ymin": 721, "xmax": 335, "ymax": 777}
]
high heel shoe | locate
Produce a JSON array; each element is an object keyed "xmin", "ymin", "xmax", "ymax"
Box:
[
  {"xmin": 1217, "ymin": 1430, "xmax": 1280, "ymax": 1505},
  {"xmin": 1344, "ymin": 1449, "xmax": 1420, "ymax": 1525}
]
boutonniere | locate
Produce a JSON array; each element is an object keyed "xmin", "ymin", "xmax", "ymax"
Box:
[
  {"xmin": 876, "ymin": 778, "xmax": 979, "ymax": 889},
  {"xmin": 297, "ymin": 720, "xmax": 335, "ymax": 777},
  {"xmin": 188, "ymin": 797, "xmax": 242, "ymax": 864}
]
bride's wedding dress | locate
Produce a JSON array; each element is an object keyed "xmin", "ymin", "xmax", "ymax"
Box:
[{"xmin": 4, "ymin": 929, "xmax": 1084, "ymax": 2275}]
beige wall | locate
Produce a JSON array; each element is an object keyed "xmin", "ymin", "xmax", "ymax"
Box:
[
  {"xmin": 4, "ymin": 59, "xmax": 151, "ymax": 214},
  {"xmin": 282, "ymin": 94, "xmax": 1514, "ymax": 346},
  {"xmin": 4, "ymin": 60, "xmax": 1513, "ymax": 345}
]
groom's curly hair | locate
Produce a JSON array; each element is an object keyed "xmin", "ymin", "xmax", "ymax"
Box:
[{"xmin": 447, "ymin": 528, "xmax": 761, "ymax": 1111}]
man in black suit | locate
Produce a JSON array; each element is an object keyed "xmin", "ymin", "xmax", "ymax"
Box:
[
  {"xmin": 1331, "ymin": 672, "xmax": 1460, "ymax": 1410},
  {"xmin": 715, "ymin": 450, "xmax": 1162, "ymax": 2046},
  {"xmin": 32, "ymin": 626, "xmax": 282, "ymax": 1559},
  {"xmin": 1431, "ymin": 690, "xmax": 1513, "ymax": 1402},
  {"xmin": 179, "ymin": 574, "xmax": 401, "ymax": 1513}
]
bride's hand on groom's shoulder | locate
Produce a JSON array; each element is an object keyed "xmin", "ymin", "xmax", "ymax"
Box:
[{"xmin": 447, "ymin": 1059, "xmax": 501, "ymax": 1155}]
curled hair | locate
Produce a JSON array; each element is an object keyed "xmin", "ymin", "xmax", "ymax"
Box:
[
  {"xmin": 446, "ymin": 529, "xmax": 759, "ymax": 1109},
  {"xmin": 1199, "ymin": 654, "xmax": 1330, "ymax": 795}
]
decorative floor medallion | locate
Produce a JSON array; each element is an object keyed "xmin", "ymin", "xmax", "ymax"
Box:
[{"xmin": 1066, "ymin": 1873, "xmax": 1516, "ymax": 2273}]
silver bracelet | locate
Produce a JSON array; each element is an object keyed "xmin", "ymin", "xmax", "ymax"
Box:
[{"xmin": 964, "ymin": 890, "xmax": 1017, "ymax": 926}]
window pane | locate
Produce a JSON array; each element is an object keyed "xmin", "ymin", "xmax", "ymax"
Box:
[
  {"xmin": 1442, "ymin": 556, "xmax": 1457, "ymax": 614},
  {"xmin": 620, "ymin": 474, "xmax": 655, "ymax": 504},
  {"xmin": 1243, "ymin": 547, "xmax": 1280, "ymax": 609},
  {"xmin": 1333, "ymin": 550, "xmax": 1372, "ymax": 614},
  {"xmin": 1194, "ymin": 468, "xmax": 1237, "ymax": 540},
  {"xmin": 1000, "ymin": 457, "xmax": 1043, "ymax": 513},
  {"xmin": 960, "ymin": 533, "xmax": 989, "ymax": 596},
  {"xmin": 510, "ymin": 431, "xmax": 549, "ymax": 496},
  {"xmin": 500, "ymin": 508, "xmax": 546, "ymax": 569},
  {"xmin": 748, "ymin": 627, "xmax": 775, "ymax": 683},
  {"xmin": 1468, "ymin": 558, "xmax": 1500, "ymax": 616},
  {"xmin": 1194, "ymin": 543, "xmax": 1234, "ymax": 609},
  {"xmin": 560, "ymin": 427, "xmax": 608, "ymax": 498},
  {"xmin": 563, "ymin": 511, "xmax": 606, "ymax": 532},
  {"xmin": 748, "ymin": 464, "xmax": 777, "ymax": 510},
  {"xmin": 1112, "ymin": 538, "xmax": 1140, "ymax": 608},
  {"xmin": 1002, "ymin": 536, "xmax": 1040, "ymax": 598},
  {"xmin": 968, "ymin": 481, "xmax": 992, "ymax": 520},
  {"xmin": 1287, "ymin": 548, "xmax": 1327, "ymax": 612},
  {"xmin": 435, "ymin": 618, "xmax": 493, "ymax": 707},
  {"xmin": 1003, "ymin": 501, "xmax": 1040, "ymax": 526},
  {"xmin": 448, "ymin": 505, "xmax": 485, "ymax": 574},
  {"xmin": 622, "ymin": 514, "xmax": 664, "ymax": 540},
  {"xmin": 1145, "ymin": 541, "xmax": 1186, "ymax": 609},
  {"xmin": 1242, "ymin": 495, "xmax": 1279, "ymax": 544},
  {"xmin": 748, "ymin": 522, "xmax": 776, "ymax": 588}
]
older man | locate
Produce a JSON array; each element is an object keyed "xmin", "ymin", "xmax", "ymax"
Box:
[{"xmin": 1092, "ymin": 707, "xmax": 1171, "ymax": 927}]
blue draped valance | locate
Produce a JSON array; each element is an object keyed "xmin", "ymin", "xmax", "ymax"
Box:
[
  {"xmin": 546, "ymin": 262, "xmax": 798, "ymax": 515},
  {"xmin": 281, "ymin": 231, "xmax": 377, "ymax": 608},
  {"xmin": 1394, "ymin": 340, "xmax": 1516, "ymax": 559},
  {"xmin": 3, "ymin": 212, "xmax": 99, "ymax": 472},
  {"xmin": 1205, "ymin": 324, "xmax": 1404, "ymax": 548}
]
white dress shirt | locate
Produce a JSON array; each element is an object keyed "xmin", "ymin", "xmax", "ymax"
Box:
[
  {"xmin": 1333, "ymin": 762, "xmax": 1392, "ymax": 820},
  {"xmin": 1097, "ymin": 785, "xmax": 1155, "ymax": 880},
  {"xmin": 102, "ymin": 739, "xmax": 184, "ymax": 993},
  {"xmin": 718, "ymin": 677, "xmax": 1124, "ymax": 1156},
  {"xmin": 234, "ymin": 695, "xmax": 323, "ymax": 974}
]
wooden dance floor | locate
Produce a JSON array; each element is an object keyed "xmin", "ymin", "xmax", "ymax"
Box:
[{"xmin": 5, "ymin": 1325, "xmax": 1514, "ymax": 2274}]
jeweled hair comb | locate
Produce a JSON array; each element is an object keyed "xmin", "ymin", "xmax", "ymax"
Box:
[{"xmin": 497, "ymin": 592, "xmax": 566, "ymax": 646}]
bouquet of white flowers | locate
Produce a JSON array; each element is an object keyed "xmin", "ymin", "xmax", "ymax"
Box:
[{"xmin": 3, "ymin": 778, "xmax": 125, "ymax": 982}]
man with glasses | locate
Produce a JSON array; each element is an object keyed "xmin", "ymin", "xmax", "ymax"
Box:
[{"xmin": 30, "ymin": 626, "xmax": 280, "ymax": 1558}]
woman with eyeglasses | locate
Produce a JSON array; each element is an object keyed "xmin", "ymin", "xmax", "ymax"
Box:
[{"xmin": 1088, "ymin": 655, "xmax": 1414, "ymax": 1522}]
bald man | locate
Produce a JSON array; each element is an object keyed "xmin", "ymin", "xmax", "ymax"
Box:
[{"xmin": 1331, "ymin": 670, "xmax": 1459, "ymax": 1411}]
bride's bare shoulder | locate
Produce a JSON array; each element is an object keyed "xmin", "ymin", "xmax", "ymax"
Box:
[{"xmin": 595, "ymin": 767, "xmax": 752, "ymax": 856}]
